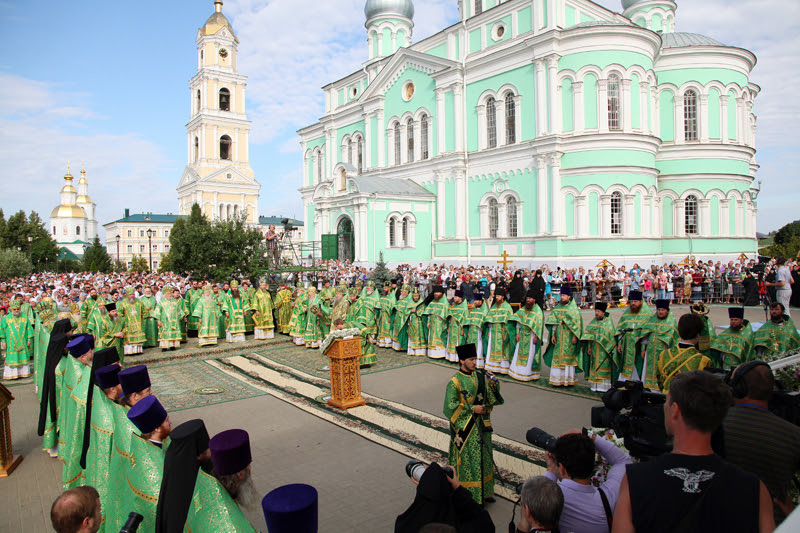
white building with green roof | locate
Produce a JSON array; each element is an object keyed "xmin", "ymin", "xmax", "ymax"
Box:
[{"xmin": 298, "ymin": 0, "xmax": 760, "ymax": 267}]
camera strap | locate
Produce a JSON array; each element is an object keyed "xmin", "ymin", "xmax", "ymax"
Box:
[{"xmin": 597, "ymin": 487, "xmax": 613, "ymax": 531}]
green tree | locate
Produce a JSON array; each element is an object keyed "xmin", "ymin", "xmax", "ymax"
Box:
[
  {"xmin": 0, "ymin": 248, "xmax": 32, "ymax": 278},
  {"xmin": 83, "ymin": 236, "xmax": 113, "ymax": 273},
  {"xmin": 129, "ymin": 254, "xmax": 149, "ymax": 272},
  {"xmin": 370, "ymin": 251, "xmax": 392, "ymax": 287},
  {"xmin": 0, "ymin": 209, "xmax": 59, "ymax": 268},
  {"xmin": 762, "ymin": 220, "xmax": 800, "ymax": 259}
]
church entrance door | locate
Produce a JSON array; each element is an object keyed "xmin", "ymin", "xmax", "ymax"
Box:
[{"xmin": 337, "ymin": 217, "xmax": 354, "ymax": 262}]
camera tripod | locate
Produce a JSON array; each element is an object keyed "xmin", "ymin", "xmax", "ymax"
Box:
[{"xmin": 279, "ymin": 230, "xmax": 301, "ymax": 266}]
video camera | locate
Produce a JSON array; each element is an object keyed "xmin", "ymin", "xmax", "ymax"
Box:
[
  {"xmin": 280, "ymin": 218, "xmax": 295, "ymax": 233},
  {"xmin": 590, "ymin": 380, "xmax": 672, "ymax": 460}
]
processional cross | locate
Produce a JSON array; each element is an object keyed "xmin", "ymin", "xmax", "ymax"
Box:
[{"xmin": 498, "ymin": 251, "xmax": 513, "ymax": 270}]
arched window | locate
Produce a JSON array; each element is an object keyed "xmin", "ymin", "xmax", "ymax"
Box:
[
  {"xmin": 76, "ymin": 226, "xmax": 81, "ymax": 235},
  {"xmin": 407, "ymin": 119, "xmax": 415, "ymax": 163},
  {"xmin": 340, "ymin": 169, "xmax": 347, "ymax": 191},
  {"xmin": 608, "ymin": 75, "xmax": 621, "ymax": 131},
  {"xmin": 220, "ymin": 135, "xmax": 232, "ymax": 160},
  {"xmin": 685, "ymin": 195, "xmax": 698, "ymax": 234},
  {"xmin": 389, "ymin": 218, "xmax": 396, "ymax": 247},
  {"xmin": 611, "ymin": 191, "xmax": 623, "ymax": 234},
  {"xmin": 346, "ymin": 138, "xmax": 353, "ymax": 164},
  {"xmin": 357, "ymin": 138, "xmax": 363, "ymax": 173},
  {"xmin": 507, "ymin": 197, "xmax": 518, "ymax": 237},
  {"xmin": 684, "ymin": 90, "xmax": 698, "ymax": 141},
  {"xmin": 474, "ymin": 0, "xmax": 482, "ymax": 16},
  {"xmin": 505, "ymin": 94, "xmax": 516, "ymax": 144},
  {"xmin": 486, "ymin": 97, "xmax": 497, "ymax": 148},
  {"xmin": 194, "ymin": 136, "xmax": 199, "ymax": 161},
  {"xmin": 316, "ymin": 150, "xmax": 323, "ymax": 183},
  {"xmin": 219, "ymin": 204, "xmax": 224, "ymax": 220},
  {"xmin": 219, "ymin": 88, "xmax": 230, "ymax": 111},
  {"xmin": 402, "ymin": 218, "xmax": 409, "ymax": 245},
  {"xmin": 488, "ymin": 198, "xmax": 499, "ymax": 238},
  {"xmin": 420, "ymin": 115, "xmax": 429, "ymax": 160},
  {"xmin": 394, "ymin": 123, "xmax": 401, "ymax": 165},
  {"xmin": 53, "ymin": 226, "xmax": 56, "ymax": 235}
]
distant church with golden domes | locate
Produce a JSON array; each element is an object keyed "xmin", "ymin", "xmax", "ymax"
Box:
[{"xmin": 49, "ymin": 164, "xmax": 98, "ymax": 258}]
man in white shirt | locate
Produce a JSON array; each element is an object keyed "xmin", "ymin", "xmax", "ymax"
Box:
[{"xmin": 769, "ymin": 258, "xmax": 793, "ymax": 316}]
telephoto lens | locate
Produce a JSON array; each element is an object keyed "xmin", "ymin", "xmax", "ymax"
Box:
[
  {"xmin": 119, "ymin": 512, "xmax": 144, "ymax": 533},
  {"xmin": 405, "ymin": 460, "xmax": 427, "ymax": 482},
  {"xmin": 525, "ymin": 427, "xmax": 557, "ymax": 452}
]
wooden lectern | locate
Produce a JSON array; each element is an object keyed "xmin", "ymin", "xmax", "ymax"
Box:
[
  {"xmin": 0, "ymin": 383, "xmax": 23, "ymax": 477},
  {"xmin": 325, "ymin": 337, "xmax": 366, "ymax": 410}
]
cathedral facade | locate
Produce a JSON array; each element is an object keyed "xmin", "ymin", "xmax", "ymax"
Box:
[
  {"xmin": 298, "ymin": 0, "xmax": 760, "ymax": 267},
  {"xmin": 50, "ymin": 166, "xmax": 98, "ymax": 257}
]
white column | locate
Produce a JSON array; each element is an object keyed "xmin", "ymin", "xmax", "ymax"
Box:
[
  {"xmin": 575, "ymin": 196, "xmax": 588, "ymax": 236},
  {"xmin": 497, "ymin": 202, "xmax": 508, "ymax": 238},
  {"xmin": 536, "ymin": 157, "xmax": 547, "ymax": 234},
  {"xmin": 387, "ymin": 126, "xmax": 395, "ymax": 166},
  {"xmin": 513, "ymin": 95, "xmax": 522, "ymax": 143},
  {"xmin": 364, "ymin": 113, "xmax": 372, "ymax": 169},
  {"xmin": 437, "ymin": 175, "xmax": 446, "ymax": 238},
  {"xmin": 736, "ymin": 98, "xmax": 746, "ymax": 146},
  {"xmin": 652, "ymin": 89, "xmax": 660, "ymax": 138},
  {"xmin": 399, "ymin": 123, "xmax": 408, "ymax": 164},
  {"xmin": 699, "ymin": 94, "xmax": 709, "ymax": 143},
  {"xmin": 496, "ymin": 99, "xmax": 506, "ymax": 147},
  {"xmin": 413, "ymin": 118, "xmax": 422, "ymax": 162},
  {"xmin": 653, "ymin": 197, "xmax": 662, "ymax": 237},
  {"xmin": 624, "ymin": 194, "xmax": 635, "ymax": 236},
  {"xmin": 550, "ymin": 153, "xmax": 563, "ymax": 235},
  {"xmin": 454, "ymin": 86, "xmax": 465, "ymax": 152},
  {"xmin": 598, "ymin": 80, "xmax": 609, "ymax": 132},
  {"xmin": 622, "ymin": 79, "xmax": 633, "ymax": 132},
  {"xmin": 476, "ymin": 104, "xmax": 487, "ymax": 149},
  {"xmin": 699, "ymin": 199, "xmax": 711, "ymax": 236},
  {"xmin": 735, "ymin": 200, "xmax": 745, "ymax": 236},
  {"xmin": 642, "ymin": 196, "xmax": 652, "ymax": 236},
  {"xmin": 600, "ymin": 195, "xmax": 611, "ymax": 238},
  {"xmin": 391, "ymin": 31, "xmax": 397, "ymax": 53},
  {"xmin": 719, "ymin": 199, "xmax": 730, "ymax": 236},
  {"xmin": 675, "ymin": 96, "xmax": 685, "ymax": 143},
  {"xmin": 455, "ymin": 172, "xmax": 466, "ymax": 239},
  {"xmin": 547, "ymin": 0, "xmax": 557, "ymax": 29},
  {"xmin": 720, "ymin": 95, "xmax": 729, "ymax": 145},
  {"xmin": 639, "ymin": 82, "xmax": 649, "ymax": 133},
  {"xmin": 547, "ymin": 57, "xmax": 560, "ymax": 134},
  {"xmin": 675, "ymin": 200, "xmax": 686, "ymax": 237},
  {"xmin": 325, "ymin": 129, "xmax": 334, "ymax": 177},
  {"xmin": 367, "ymin": 34, "xmax": 374, "ymax": 59},
  {"xmin": 436, "ymin": 89, "xmax": 446, "ymax": 154},
  {"xmin": 535, "ymin": 60, "xmax": 547, "ymax": 136},
  {"xmin": 376, "ymin": 32, "xmax": 384, "ymax": 58},
  {"xmin": 573, "ymin": 82, "xmax": 584, "ymax": 133},
  {"xmin": 377, "ymin": 110, "xmax": 385, "ymax": 167}
]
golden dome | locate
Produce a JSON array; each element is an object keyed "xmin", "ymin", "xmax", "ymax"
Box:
[
  {"xmin": 50, "ymin": 205, "xmax": 86, "ymax": 219},
  {"xmin": 76, "ymin": 194, "xmax": 92, "ymax": 204},
  {"xmin": 203, "ymin": 1, "xmax": 237, "ymax": 39}
]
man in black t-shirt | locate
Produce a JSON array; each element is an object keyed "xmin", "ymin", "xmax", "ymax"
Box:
[{"xmin": 612, "ymin": 370, "xmax": 775, "ymax": 533}]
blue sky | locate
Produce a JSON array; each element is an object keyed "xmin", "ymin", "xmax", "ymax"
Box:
[{"xmin": 1, "ymin": 0, "xmax": 797, "ymax": 238}]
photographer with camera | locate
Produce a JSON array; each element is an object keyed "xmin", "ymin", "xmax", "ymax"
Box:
[
  {"xmin": 613, "ymin": 370, "xmax": 775, "ymax": 533},
  {"xmin": 540, "ymin": 429, "xmax": 632, "ymax": 533},
  {"xmin": 395, "ymin": 462, "xmax": 494, "ymax": 533},
  {"xmin": 723, "ymin": 361, "xmax": 800, "ymax": 523}
]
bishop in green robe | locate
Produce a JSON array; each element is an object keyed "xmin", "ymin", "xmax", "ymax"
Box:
[
  {"xmin": 241, "ymin": 281, "xmax": 256, "ymax": 335},
  {"xmin": 0, "ymin": 300, "xmax": 34, "ymax": 379},
  {"xmin": 289, "ymin": 286, "xmax": 309, "ymax": 345},
  {"xmin": 303, "ymin": 287, "xmax": 330, "ymax": 348},
  {"xmin": 377, "ymin": 282, "xmax": 397, "ymax": 348},
  {"xmin": 616, "ymin": 290, "xmax": 653, "ymax": 382},
  {"xmin": 155, "ymin": 286, "xmax": 186, "ymax": 350},
  {"xmin": 637, "ymin": 300, "xmax": 680, "ymax": 390},
  {"xmin": 88, "ymin": 303, "xmax": 125, "ymax": 363},
  {"xmin": 193, "ymin": 286, "xmax": 222, "ymax": 347},
  {"xmin": 711, "ymin": 307, "xmax": 756, "ymax": 369},
  {"xmin": 345, "ymin": 289, "xmax": 378, "ymax": 366},
  {"xmin": 391, "ymin": 285, "xmax": 412, "ymax": 351},
  {"xmin": 753, "ymin": 303, "xmax": 800, "ymax": 358},
  {"xmin": 405, "ymin": 289, "xmax": 428, "ymax": 356},
  {"xmin": 274, "ymin": 284, "xmax": 294, "ymax": 334},
  {"xmin": 251, "ymin": 280, "xmax": 275, "ymax": 340},
  {"xmin": 224, "ymin": 281, "xmax": 252, "ymax": 343},
  {"xmin": 329, "ymin": 285, "xmax": 351, "ymax": 325},
  {"xmin": 117, "ymin": 289, "xmax": 147, "ymax": 356},
  {"xmin": 581, "ymin": 302, "xmax": 617, "ymax": 391},
  {"xmin": 444, "ymin": 343, "xmax": 504, "ymax": 504},
  {"xmin": 482, "ymin": 288, "xmax": 515, "ymax": 373},
  {"xmin": 444, "ymin": 291, "xmax": 469, "ymax": 363},
  {"xmin": 508, "ymin": 292, "xmax": 544, "ymax": 382},
  {"xmin": 544, "ymin": 286, "xmax": 584, "ymax": 387},
  {"xmin": 422, "ymin": 286, "xmax": 449, "ymax": 359}
]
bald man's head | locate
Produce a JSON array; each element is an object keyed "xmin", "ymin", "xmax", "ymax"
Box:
[{"xmin": 51, "ymin": 486, "xmax": 101, "ymax": 533}]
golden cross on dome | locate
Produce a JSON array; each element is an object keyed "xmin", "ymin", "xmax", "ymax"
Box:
[
  {"xmin": 66, "ymin": 160, "xmax": 71, "ymax": 173},
  {"xmin": 497, "ymin": 251, "xmax": 513, "ymax": 269}
]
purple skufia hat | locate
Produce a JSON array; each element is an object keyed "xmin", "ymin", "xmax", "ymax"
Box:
[
  {"xmin": 655, "ymin": 299, "xmax": 670, "ymax": 310},
  {"xmin": 67, "ymin": 334, "xmax": 93, "ymax": 358},
  {"xmin": 127, "ymin": 395, "xmax": 167, "ymax": 434},
  {"xmin": 119, "ymin": 365, "xmax": 151, "ymax": 397},
  {"xmin": 95, "ymin": 364, "xmax": 122, "ymax": 390},
  {"xmin": 628, "ymin": 290, "xmax": 643, "ymax": 301},
  {"xmin": 262, "ymin": 483, "xmax": 318, "ymax": 533},
  {"xmin": 210, "ymin": 429, "xmax": 251, "ymax": 476},
  {"xmin": 729, "ymin": 307, "xmax": 744, "ymax": 319},
  {"xmin": 560, "ymin": 285, "xmax": 572, "ymax": 296}
]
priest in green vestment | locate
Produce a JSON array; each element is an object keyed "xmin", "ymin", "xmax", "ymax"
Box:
[
  {"xmin": 508, "ymin": 291, "xmax": 544, "ymax": 382},
  {"xmin": 274, "ymin": 283, "xmax": 294, "ymax": 335},
  {"xmin": 637, "ymin": 299, "xmax": 679, "ymax": 390},
  {"xmin": 464, "ymin": 295, "xmax": 487, "ymax": 362},
  {"xmin": 251, "ymin": 279, "xmax": 275, "ymax": 340},
  {"xmin": 444, "ymin": 343, "xmax": 504, "ymax": 504},
  {"xmin": 193, "ymin": 285, "xmax": 222, "ymax": 347},
  {"xmin": 241, "ymin": 279, "xmax": 256, "ymax": 335},
  {"xmin": 544, "ymin": 285, "xmax": 584, "ymax": 387},
  {"xmin": 155, "ymin": 285, "xmax": 185, "ymax": 350},
  {"xmin": 581, "ymin": 302, "xmax": 617, "ymax": 392},
  {"xmin": 88, "ymin": 303, "xmax": 125, "ymax": 362},
  {"xmin": 224, "ymin": 281, "xmax": 252, "ymax": 343},
  {"xmin": 185, "ymin": 280, "xmax": 202, "ymax": 338},
  {"xmin": 444, "ymin": 290, "xmax": 469, "ymax": 363},
  {"xmin": 422, "ymin": 286, "xmax": 449, "ymax": 359},
  {"xmin": 753, "ymin": 302, "xmax": 800, "ymax": 358},
  {"xmin": 107, "ymin": 365, "xmax": 153, "ymax": 532},
  {"xmin": 405, "ymin": 288, "xmax": 428, "ymax": 356},
  {"xmin": 289, "ymin": 285, "xmax": 309, "ymax": 345},
  {"xmin": 303, "ymin": 287, "xmax": 331, "ymax": 349},
  {"xmin": 345, "ymin": 288, "xmax": 378, "ymax": 366},
  {"xmin": 126, "ymin": 395, "xmax": 171, "ymax": 533},
  {"xmin": 391, "ymin": 285, "xmax": 412, "ymax": 351},
  {"xmin": 60, "ymin": 334, "xmax": 94, "ymax": 488},
  {"xmin": 1, "ymin": 300, "xmax": 34, "ymax": 379},
  {"xmin": 482, "ymin": 288, "xmax": 516, "ymax": 374},
  {"xmin": 711, "ymin": 307, "xmax": 756, "ymax": 369},
  {"xmin": 140, "ymin": 287, "xmax": 159, "ymax": 348},
  {"xmin": 616, "ymin": 290, "xmax": 653, "ymax": 382},
  {"xmin": 80, "ymin": 289, "xmax": 104, "ymax": 325},
  {"xmin": 213, "ymin": 285, "xmax": 229, "ymax": 339},
  {"xmin": 657, "ymin": 313, "xmax": 712, "ymax": 392},
  {"xmin": 377, "ymin": 281, "xmax": 397, "ymax": 348},
  {"xmin": 117, "ymin": 288, "xmax": 147, "ymax": 357}
]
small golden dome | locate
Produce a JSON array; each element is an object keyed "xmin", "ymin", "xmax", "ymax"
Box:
[
  {"xmin": 203, "ymin": 1, "xmax": 237, "ymax": 39},
  {"xmin": 50, "ymin": 205, "xmax": 86, "ymax": 219},
  {"xmin": 76, "ymin": 194, "xmax": 92, "ymax": 204},
  {"xmin": 60, "ymin": 183, "xmax": 77, "ymax": 194}
]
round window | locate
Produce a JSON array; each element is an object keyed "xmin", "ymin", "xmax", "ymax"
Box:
[
  {"xmin": 402, "ymin": 81, "xmax": 415, "ymax": 101},
  {"xmin": 492, "ymin": 23, "xmax": 507, "ymax": 41},
  {"xmin": 351, "ymin": 87, "xmax": 358, "ymax": 98}
]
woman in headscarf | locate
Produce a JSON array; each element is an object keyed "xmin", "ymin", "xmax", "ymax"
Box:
[{"xmin": 508, "ymin": 270, "xmax": 526, "ymax": 307}]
